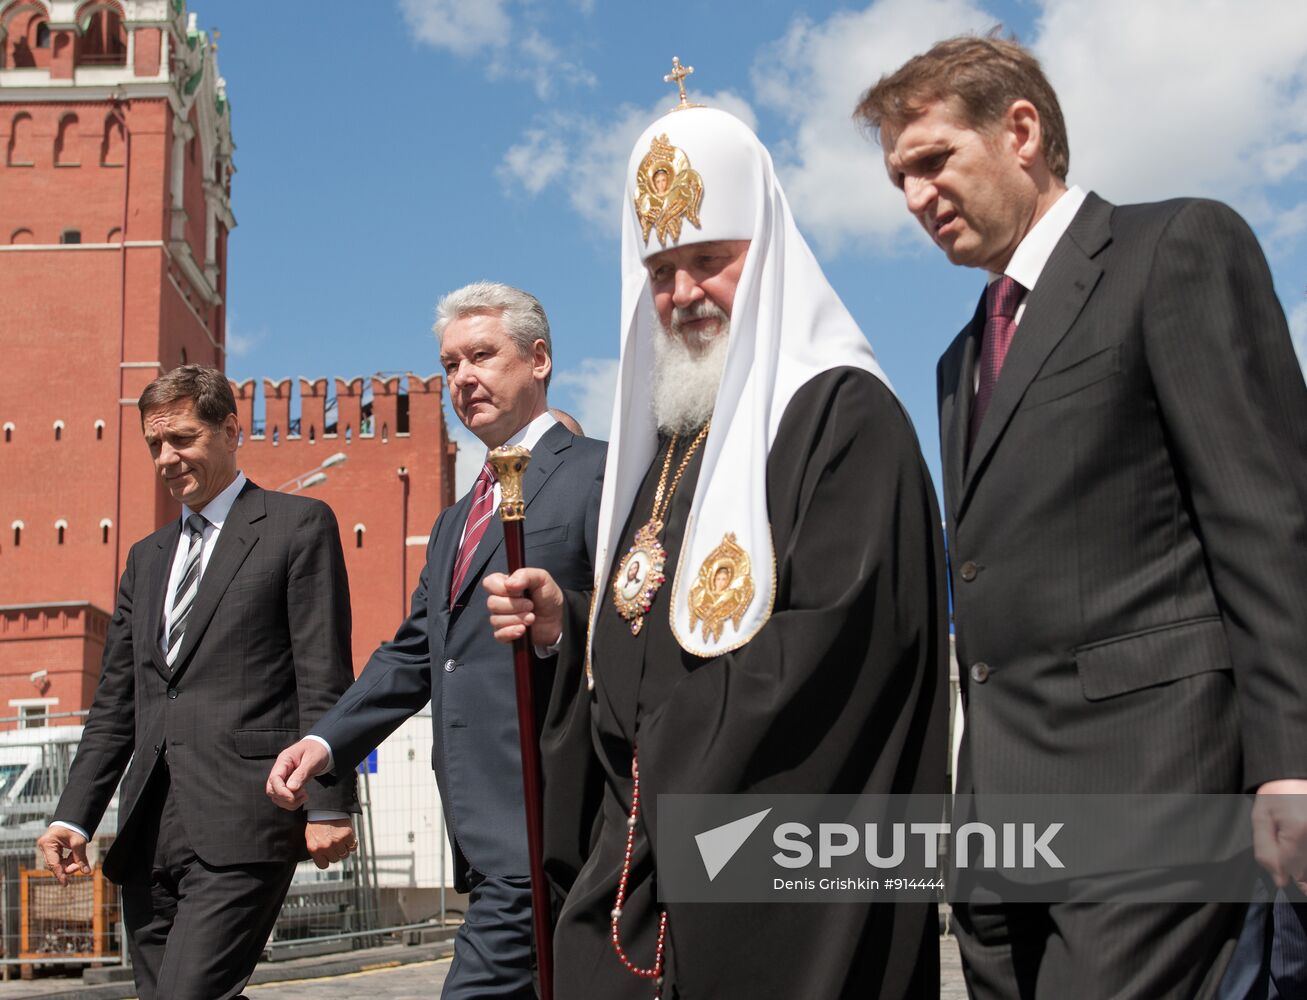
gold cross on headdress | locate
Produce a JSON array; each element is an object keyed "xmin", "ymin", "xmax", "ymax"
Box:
[{"xmin": 664, "ymin": 56, "xmax": 702, "ymax": 110}]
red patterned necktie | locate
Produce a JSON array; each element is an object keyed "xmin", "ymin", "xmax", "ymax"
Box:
[
  {"xmin": 449, "ymin": 460, "xmax": 497, "ymax": 607},
  {"xmin": 970, "ymin": 275, "xmax": 1025, "ymax": 448}
]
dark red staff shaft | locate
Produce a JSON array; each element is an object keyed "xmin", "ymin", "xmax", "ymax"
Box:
[{"xmin": 502, "ymin": 518, "xmax": 554, "ymax": 1000}]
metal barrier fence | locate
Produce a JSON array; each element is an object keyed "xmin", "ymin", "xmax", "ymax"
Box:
[{"xmin": 0, "ymin": 710, "xmax": 464, "ymax": 977}]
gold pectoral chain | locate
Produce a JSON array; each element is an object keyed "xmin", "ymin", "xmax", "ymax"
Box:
[{"xmin": 611, "ymin": 423, "xmax": 710, "ymax": 635}]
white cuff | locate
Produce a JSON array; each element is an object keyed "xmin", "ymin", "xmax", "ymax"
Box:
[
  {"xmin": 534, "ymin": 625, "xmax": 562, "ymax": 659},
  {"xmin": 304, "ymin": 734, "xmax": 336, "ymax": 774},
  {"xmin": 51, "ymin": 820, "xmax": 90, "ymax": 841}
]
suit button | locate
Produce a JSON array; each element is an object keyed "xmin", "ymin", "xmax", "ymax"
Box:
[
  {"xmin": 959, "ymin": 561, "xmax": 978, "ymax": 582},
  {"xmin": 153, "ymin": 744, "xmax": 160, "ymax": 754},
  {"xmin": 167, "ymin": 688, "xmax": 178, "ymax": 700},
  {"xmin": 970, "ymin": 662, "xmax": 990, "ymax": 683},
  {"xmin": 443, "ymin": 659, "xmax": 457, "ymax": 673}
]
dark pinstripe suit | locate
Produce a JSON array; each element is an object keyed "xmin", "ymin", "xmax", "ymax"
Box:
[
  {"xmin": 55, "ymin": 482, "xmax": 358, "ymax": 999},
  {"xmin": 941, "ymin": 194, "xmax": 1307, "ymax": 998}
]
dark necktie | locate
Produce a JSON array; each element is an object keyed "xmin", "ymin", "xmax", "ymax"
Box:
[
  {"xmin": 449, "ymin": 461, "xmax": 497, "ymax": 607},
  {"xmin": 166, "ymin": 513, "xmax": 208, "ymax": 667},
  {"xmin": 970, "ymin": 275, "xmax": 1024, "ymax": 448}
]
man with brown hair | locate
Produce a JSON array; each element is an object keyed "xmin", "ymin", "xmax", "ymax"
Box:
[
  {"xmin": 37, "ymin": 365, "xmax": 358, "ymax": 1000},
  {"xmin": 858, "ymin": 34, "xmax": 1307, "ymax": 1000}
]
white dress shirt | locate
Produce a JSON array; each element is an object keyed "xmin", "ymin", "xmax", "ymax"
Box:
[
  {"xmin": 457, "ymin": 411, "xmax": 557, "ymax": 549},
  {"xmin": 160, "ymin": 471, "xmax": 247, "ymax": 652}
]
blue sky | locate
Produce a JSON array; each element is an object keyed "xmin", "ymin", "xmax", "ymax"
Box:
[{"xmin": 216, "ymin": 0, "xmax": 1307, "ymax": 494}]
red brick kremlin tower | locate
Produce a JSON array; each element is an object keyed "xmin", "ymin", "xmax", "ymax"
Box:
[{"xmin": 0, "ymin": 1, "xmax": 456, "ymax": 728}]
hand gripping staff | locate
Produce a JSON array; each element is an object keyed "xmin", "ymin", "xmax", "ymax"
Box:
[{"xmin": 488, "ymin": 444, "xmax": 553, "ymax": 1000}]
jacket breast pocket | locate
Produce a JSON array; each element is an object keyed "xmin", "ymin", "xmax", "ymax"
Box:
[
  {"xmin": 525, "ymin": 523, "xmax": 568, "ymax": 548},
  {"xmin": 224, "ymin": 570, "xmax": 276, "ymax": 595},
  {"xmin": 1075, "ymin": 616, "xmax": 1231, "ymax": 701},
  {"xmin": 233, "ymin": 728, "xmax": 299, "ymax": 759},
  {"xmin": 1024, "ymin": 344, "xmax": 1121, "ymax": 409}
]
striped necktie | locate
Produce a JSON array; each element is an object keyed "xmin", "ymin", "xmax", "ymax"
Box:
[
  {"xmin": 166, "ymin": 513, "xmax": 208, "ymax": 667},
  {"xmin": 449, "ymin": 461, "xmax": 497, "ymax": 607}
]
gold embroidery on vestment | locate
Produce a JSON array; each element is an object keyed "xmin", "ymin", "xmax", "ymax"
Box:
[{"xmin": 687, "ymin": 532, "xmax": 755, "ymax": 643}]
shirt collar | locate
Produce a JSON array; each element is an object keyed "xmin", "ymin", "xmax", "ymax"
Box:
[
  {"xmin": 501, "ymin": 411, "xmax": 557, "ymax": 454},
  {"xmin": 990, "ymin": 184, "xmax": 1086, "ymax": 292},
  {"xmin": 182, "ymin": 470, "xmax": 246, "ymax": 530}
]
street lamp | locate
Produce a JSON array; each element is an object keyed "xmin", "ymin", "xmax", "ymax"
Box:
[{"xmin": 277, "ymin": 452, "xmax": 347, "ymax": 493}]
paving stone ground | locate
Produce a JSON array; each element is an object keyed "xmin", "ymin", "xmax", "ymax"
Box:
[
  {"xmin": 0, "ymin": 936, "xmax": 968, "ymax": 998},
  {"xmin": 244, "ymin": 938, "xmax": 969, "ymax": 998}
]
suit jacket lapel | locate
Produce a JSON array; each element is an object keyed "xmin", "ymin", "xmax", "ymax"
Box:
[
  {"xmin": 941, "ymin": 300, "xmax": 983, "ymax": 521},
  {"xmin": 452, "ymin": 422, "xmax": 572, "ymax": 607},
  {"xmin": 146, "ymin": 523, "xmax": 181, "ymax": 680},
  {"xmin": 168, "ymin": 481, "xmax": 262, "ymax": 679},
  {"xmin": 959, "ymin": 193, "xmax": 1112, "ymax": 516},
  {"xmin": 433, "ymin": 490, "xmax": 475, "ymax": 614}
]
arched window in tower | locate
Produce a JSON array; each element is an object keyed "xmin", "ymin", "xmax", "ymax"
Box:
[
  {"xmin": 55, "ymin": 519, "xmax": 67, "ymax": 545},
  {"xmin": 8, "ymin": 113, "xmax": 35, "ymax": 167},
  {"xmin": 53, "ymin": 420, "xmax": 64, "ymax": 442},
  {"xmin": 60, "ymin": 230, "xmax": 81, "ymax": 245},
  {"xmin": 94, "ymin": 419, "xmax": 105, "ymax": 440},
  {"xmin": 101, "ymin": 114, "xmax": 124, "ymax": 166},
  {"xmin": 11, "ymin": 229, "xmax": 34, "ymax": 244},
  {"xmin": 100, "ymin": 518, "xmax": 112, "ymax": 544},
  {"xmin": 354, "ymin": 524, "xmax": 366, "ymax": 549},
  {"xmin": 3, "ymin": 423, "xmax": 13, "ymax": 443},
  {"xmin": 180, "ymin": 347, "xmax": 188, "ymax": 365},
  {"xmin": 55, "ymin": 114, "xmax": 80, "ymax": 166},
  {"xmin": 35, "ymin": 22, "xmax": 50, "ymax": 49},
  {"xmin": 12, "ymin": 521, "xmax": 24, "ymax": 547},
  {"xmin": 79, "ymin": 8, "xmax": 127, "ymax": 66},
  {"xmin": 381, "ymin": 422, "xmax": 389, "ymax": 443}
]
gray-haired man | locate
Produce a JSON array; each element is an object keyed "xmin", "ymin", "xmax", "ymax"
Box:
[{"xmin": 267, "ymin": 283, "xmax": 606, "ymax": 997}]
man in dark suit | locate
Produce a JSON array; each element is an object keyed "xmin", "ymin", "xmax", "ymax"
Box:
[
  {"xmin": 857, "ymin": 35, "xmax": 1307, "ymax": 999},
  {"xmin": 267, "ymin": 282, "xmax": 606, "ymax": 999},
  {"xmin": 37, "ymin": 364, "xmax": 358, "ymax": 1000}
]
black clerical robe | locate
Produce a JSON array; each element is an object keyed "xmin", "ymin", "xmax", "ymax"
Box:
[{"xmin": 542, "ymin": 367, "xmax": 948, "ymax": 999}]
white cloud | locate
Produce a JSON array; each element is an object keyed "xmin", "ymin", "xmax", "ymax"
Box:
[
  {"xmin": 551, "ymin": 357, "xmax": 619, "ymax": 439},
  {"xmin": 751, "ymin": 0, "xmax": 1307, "ymax": 255},
  {"xmin": 489, "ymin": 30, "xmax": 597, "ymax": 100},
  {"xmin": 399, "ymin": 0, "xmax": 594, "ymax": 100},
  {"xmin": 1290, "ymin": 299, "xmax": 1307, "ymax": 379},
  {"xmin": 752, "ymin": 0, "xmax": 997, "ymax": 256},
  {"xmin": 224, "ymin": 315, "xmax": 262, "ymax": 359},
  {"xmin": 398, "ymin": 0, "xmax": 511, "ymax": 56},
  {"xmin": 499, "ymin": 91, "xmax": 757, "ymax": 233},
  {"xmin": 1039, "ymin": 0, "xmax": 1307, "ymax": 223},
  {"xmin": 1269, "ymin": 201, "xmax": 1307, "ymax": 253}
]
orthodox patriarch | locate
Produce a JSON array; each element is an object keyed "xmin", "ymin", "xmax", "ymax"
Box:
[{"xmin": 486, "ymin": 62, "xmax": 948, "ymax": 999}]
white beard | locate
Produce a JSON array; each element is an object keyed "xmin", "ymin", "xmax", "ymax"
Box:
[{"xmin": 650, "ymin": 307, "xmax": 729, "ymax": 436}]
